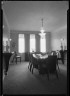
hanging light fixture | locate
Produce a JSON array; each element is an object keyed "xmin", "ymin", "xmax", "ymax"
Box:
[{"xmin": 39, "ymin": 18, "xmax": 46, "ymax": 38}]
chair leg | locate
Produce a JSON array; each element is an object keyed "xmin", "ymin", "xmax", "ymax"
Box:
[
  {"xmin": 62, "ymin": 59, "xmax": 64, "ymax": 64},
  {"xmin": 47, "ymin": 73, "xmax": 49, "ymax": 80},
  {"xmin": 32, "ymin": 67, "xmax": 33, "ymax": 74},
  {"xmin": 58, "ymin": 65, "xmax": 60, "ymax": 72},
  {"xmin": 55, "ymin": 71, "xmax": 59, "ymax": 79},
  {"xmin": 28, "ymin": 63, "xmax": 29, "ymax": 69},
  {"xmin": 28, "ymin": 65, "xmax": 29, "ymax": 69},
  {"xmin": 30, "ymin": 63, "xmax": 32, "ymax": 72},
  {"xmin": 28, "ymin": 62, "xmax": 30, "ymax": 69}
]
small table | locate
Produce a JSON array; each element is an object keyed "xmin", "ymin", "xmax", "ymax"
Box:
[{"xmin": 15, "ymin": 56, "xmax": 21, "ymax": 64}]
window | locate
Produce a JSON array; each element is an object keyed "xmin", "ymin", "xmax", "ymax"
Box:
[
  {"xmin": 30, "ymin": 34, "xmax": 36, "ymax": 52},
  {"xmin": 40, "ymin": 36, "xmax": 46, "ymax": 52},
  {"xmin": 18, "ymin": 34, "xmax": 25, "ymax": 53}
]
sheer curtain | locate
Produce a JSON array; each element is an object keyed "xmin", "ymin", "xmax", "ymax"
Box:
[
  {"xmin": 18, "ymin": 34, "xmax": 25, "ymax": 53},
  {"xmin": 30, "ymin": 34, "xmax": 36, "ymax": 52},
  {"xmin": 40, "ymin": 36, "xmax": 46, "ymax": 52}
]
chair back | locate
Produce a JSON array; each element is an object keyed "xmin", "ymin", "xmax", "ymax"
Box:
[
  {"xmin": 29, "ymin": 53, "xmax": 32, "ymax": 63},
  {"xmin": 60, "ymin": 50, "xmax": 64, "ymax": 59},
  {"xmin": 31, "ymin": 54, "xmax": 39, "ymax": 69},
  {"xmin": 47, "ymin": 55, "xmax": 57, "ymax": 73},
  {"xmin": 3, "ymin": 53, "xmax": 12, "ymax": 65}
]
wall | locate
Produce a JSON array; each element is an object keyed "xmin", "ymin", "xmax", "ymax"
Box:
[
  {"xmin": 51, "ymin": 27, "xmax": 67, "ymax": 51},
  {"xmin": 51, "ymin": 28, "xmax": 67, "ymax": 65},
  {"xmin": 46, "ymin": 32, "xmax": 51, "ymax": 52},
  {"xmin": 3, "ymin": 14, "xmax": 9, "ymax": 40},
  {"xmin": 3, "ymin": 9, "xmax": 10, "ymax": 52},
  {"xmin": 10, "ymin": 30, "xmax": 51, "ymax": 61}
]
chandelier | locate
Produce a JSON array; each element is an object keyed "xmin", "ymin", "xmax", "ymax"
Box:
[{"xmin": 39, "ymin": 18, "xmax": 46, "ymax": 38}]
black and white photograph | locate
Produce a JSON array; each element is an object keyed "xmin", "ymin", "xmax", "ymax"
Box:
[{"xmin": 2, "ymin": 1, "xmax": 68, "ymax": 95}]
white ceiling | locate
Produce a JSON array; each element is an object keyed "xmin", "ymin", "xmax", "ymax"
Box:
[{"xmin": 2, "ymin": 1, "xmax": 68, "ymax": 32}]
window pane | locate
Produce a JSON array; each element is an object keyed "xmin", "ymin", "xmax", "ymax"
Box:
[
  {"xmin": 18, "ymin": 34, "xmax": 25, "ymax": 53},
  {"xmin": 40, "ymin": 37, "xmax": 46, "ymax": 52},
  {"xmin": 30, "ymin": 34, "xmax": 36, "ymax": 52}
]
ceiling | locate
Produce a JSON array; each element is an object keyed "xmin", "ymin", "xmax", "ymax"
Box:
[{"xmin": 2, "ymin": 1, "xmax": 68, "ymax": 32}]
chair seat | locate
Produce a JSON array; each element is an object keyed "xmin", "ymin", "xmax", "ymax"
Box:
[
  {"xmin": 15, "ymin": 56, "xmax": 21, "ymax": 64},
  {"xmin": 16, "ymin": 56, "xmax": 21, "ymax": 58}
]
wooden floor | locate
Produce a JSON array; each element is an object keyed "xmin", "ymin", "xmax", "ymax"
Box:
[{"xmin": 3, "ymin": 61, "xmax": 67, "ymax": 95}]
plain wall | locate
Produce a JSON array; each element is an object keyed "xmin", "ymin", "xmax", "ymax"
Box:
[{"xmin": 51, "ymin": 28, "xmax": 67, "ymax": 51}]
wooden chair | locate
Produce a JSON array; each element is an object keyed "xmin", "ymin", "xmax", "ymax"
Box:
[
  {"xmin": 3, "ymin": 53, "xmax": 12, "ymax": 75},
  {"xmin": 57, "ymin": 50, "xmax": 64, "ymax": 64},
  {"xmin": 59, "ymin": 50, "xmax": 64, "ymax": 64},
  {"xmin": 31, "ymin": 54, "xmax": 48, "ymax": 75},
  {"xmin": 28, "ymin": 53, "xmax": 32, "ymax": 71},
  {"xmin": 38, "ymin": 58, "xmax": 47, "ymax": 75},
  {"xmin": 46, "ymin": 55, "xmax": 58, "ymax": 80},
  {"xmin": 51, "ymin": 51, "xmax": 60, "ymax": 71},
  {"xmin": 31, "ymin": 54, "xmax": 39, "ymax": 74},
  {"xmin": 13, "ymin": 52, "xmax": 21, "ymax": 64}
]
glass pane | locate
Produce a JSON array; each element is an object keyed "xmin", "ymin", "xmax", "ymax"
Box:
[
  {"xmin": 30, "ymin": 34, "xmax": 36, "ymax": 52},
  {"xmin": 40, "ymin": 37, "xmax": 46, "ymax": 52},
  {"xmin": 18, "ymin": 34, "xmax": 25, "ymax": 53}
]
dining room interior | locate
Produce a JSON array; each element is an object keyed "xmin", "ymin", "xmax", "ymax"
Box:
[{"xmin": 2, "ymin": 1, "xmax": 68, "ymax": 95}]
